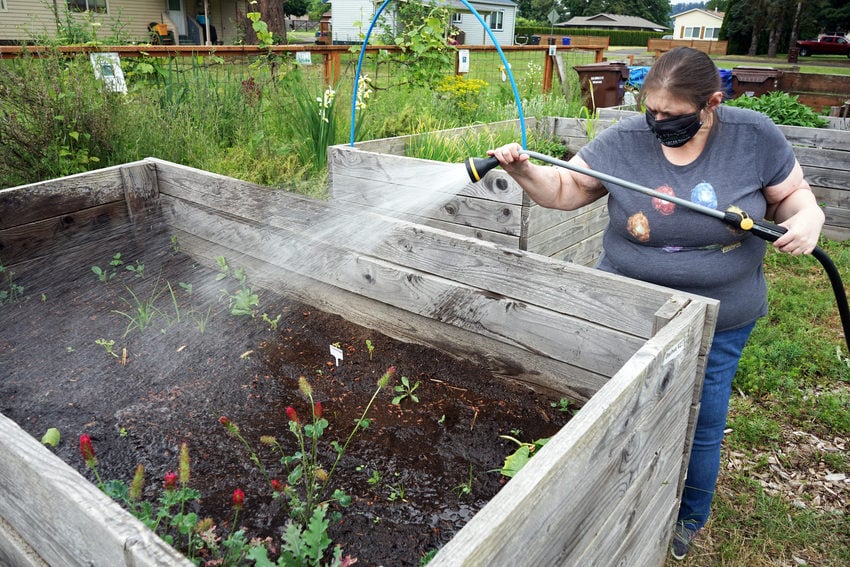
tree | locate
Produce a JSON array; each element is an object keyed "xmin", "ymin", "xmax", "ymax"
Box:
[
  {"xmin": 285, "ymin": 0, "xmax": 310, "ymax": 18},
  {"xmin": 242, "ymin": 0, "xmax": 287, "ymax": 44}
]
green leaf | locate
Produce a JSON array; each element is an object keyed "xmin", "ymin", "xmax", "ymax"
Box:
[{"xmin": 41, "ymin": 427, "xmax": 61, "ymax": 447}]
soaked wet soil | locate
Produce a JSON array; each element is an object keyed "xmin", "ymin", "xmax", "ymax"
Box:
[{"xmin": 0, "ymin": 219, "xmax": 573, "ymax": 566}]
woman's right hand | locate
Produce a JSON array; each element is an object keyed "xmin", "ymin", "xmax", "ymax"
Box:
[{"xmin": 487, "ymin": 143, "xmax": 531, "ymax": 175}]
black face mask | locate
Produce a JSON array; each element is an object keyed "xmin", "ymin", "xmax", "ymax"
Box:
[{"xmin": 645, "ymin": 109, "xmax": 703, "ymax": 148}]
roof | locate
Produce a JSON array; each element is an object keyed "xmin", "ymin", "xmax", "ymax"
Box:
[
  {"xmin": 671, "ymin": 8, "xmax": 725, "ymax": 21},
  {"xmin": 558, "ymin": 13, "xmax": 667, "ymax": 32}
]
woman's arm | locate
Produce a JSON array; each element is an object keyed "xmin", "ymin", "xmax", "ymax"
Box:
[
  {"xmin": 488, "ymin": 143, "xmax": 608, "ymax": 211},
  {"xmin": 763, "ymin": 160, "xmax": 825, "ymax": 256}
]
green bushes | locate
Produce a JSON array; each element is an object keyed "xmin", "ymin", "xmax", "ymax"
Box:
[
  {"xmin": 0, "ymin": 53, "xmax": 115, "ymax": 186},
  {"xmin": 725, "ymin": 91, "xmax": 828, "ymax": 128}
]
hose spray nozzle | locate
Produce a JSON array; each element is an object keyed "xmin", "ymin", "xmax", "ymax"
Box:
[{"xmin": 465, "ymin": 156, "xmax": 501, "ymax": 182}]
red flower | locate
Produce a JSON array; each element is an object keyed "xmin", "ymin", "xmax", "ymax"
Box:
[
  {"xmin": 313, "ymin": 401, "xmax": 323, "ymax": 419},
  {"xmin": 79, "ymin": 434, "xmax": 96, "ymax": 465},
  {"xmin": 218, "ymin": 416, "xmax": 231, "ymax": 427},
  {"xmin": 285, "ymin": 406, "xmax": 299, "ymax": 424},
  {"xmin": 232, "ymin": 488, "xmax": 245, "ymax": 510},
  {"xmin": 164, "ymin": 470, "xmax": 178, "ymax": 491},
  {"xmin": 271, "ymin": 479, "xmax": 282, "ymax": 493}
]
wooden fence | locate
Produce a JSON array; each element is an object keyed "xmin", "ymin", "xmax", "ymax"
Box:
[{"xmin": 647, "ymin": 38, "xmax": 728, "ymax": 57}]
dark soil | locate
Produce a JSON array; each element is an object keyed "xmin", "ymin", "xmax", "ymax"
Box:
[{"xmin": 0, "ymin": 218, "xmax": 572, "ymax": 566}]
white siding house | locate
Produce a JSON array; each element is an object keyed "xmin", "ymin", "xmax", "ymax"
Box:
[
  {"xmin": 0, "ymin": 0, "xmax": 245, "ymax": 44},
  {"xmin": 671, "ymin": 8, "xmax": 724, "ymax": 41},
  {"xmin": 327, "ymin": 0, "xmax": 517, "ymax": 46}
]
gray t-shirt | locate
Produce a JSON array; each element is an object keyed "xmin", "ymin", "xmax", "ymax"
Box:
[{"xmin": 578, "ymin": 105, "xmax": 796, "ymax": 331}]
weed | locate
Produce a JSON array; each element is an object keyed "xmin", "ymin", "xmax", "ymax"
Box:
[
  {"xmin": 113, "ymin": 282, "xmax": 163, "ymax": 336},
  {"xmin": 92, "ymin": 253, "xmax": 124, "ymax": 283},
  {"xmin": 193, "ymin": 306, "xmax": 212, "ymax": 334},
  {"xmin": 497, "ymin": 435, "xmax": 550, "ymax": 478},
  {"xmin": 178, "ymin": 282, "xmax": 193, "ymax": 294},
  {"xmin": 216, "ymin": 256, "xmax": 259, "ymax": 317},
  {"xmin": 453, "ymin": 464, "xmax": 473, "ymax": 498},
  {"xmin": 0, "ymin": 262, "xmax": 25, "ymax": 303},
  {"xmin": 550, "ymin": 398, "xmax": 574, "ymax": 414},
  {"xmin": 365, "ymin": 339, "xmax": 374, "ymax": 360},
  {"xmin": 170, "ymin": 235, "xmax": 180, "ymax": 253},
  {"xmin": 95, "ymin": 338, "xmax": 119, "ymax": 358},
  {"xmin": 126, "ymin": 260, "xmax": 145, "ymax": 278},
  {"xmin": 386, "ymin": 473, "xmax": 406, "ymax": 502},
  {"xmin": 262, "ymin": 312, "xmax": 281, "ymax": 330},
  {"xmin": 392, "ymin": 375, "xmax": 420, "ymax": 405}
]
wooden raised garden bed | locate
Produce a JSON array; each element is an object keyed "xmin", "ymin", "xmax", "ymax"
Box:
[{"xmin": 0, "ymin": 158, "xmax": 717, "ymax": 566}]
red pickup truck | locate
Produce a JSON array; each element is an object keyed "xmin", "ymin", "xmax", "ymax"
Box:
[{"xmin": 795, "ymin": 35, "xmax": 850, "ymax": 57}]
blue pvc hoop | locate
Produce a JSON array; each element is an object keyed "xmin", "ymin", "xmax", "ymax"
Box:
[{"xmin": 348, "ymin": 0, "xmax": 526, "ymax": 148}]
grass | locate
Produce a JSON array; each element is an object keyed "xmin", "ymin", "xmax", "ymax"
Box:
[{"xmin": 668, "ymin": 240, "xmax": 850, "ymax": 566}]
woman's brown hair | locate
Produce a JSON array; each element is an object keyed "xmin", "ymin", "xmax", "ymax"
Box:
[{"xmin": 641, "ymin": 47, "xmax": 721, "ymax": 109}]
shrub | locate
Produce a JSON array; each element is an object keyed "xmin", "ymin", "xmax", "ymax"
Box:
[{"xmin": 725, "ymin": 91, "xmax": 828, "ymax": 128}]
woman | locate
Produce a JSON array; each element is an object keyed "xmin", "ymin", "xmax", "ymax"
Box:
[{"xmin": 489, "ymin": 47, "xmax": 824, "ymax": 560}]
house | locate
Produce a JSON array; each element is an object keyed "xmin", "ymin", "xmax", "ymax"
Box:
[
  {"xmin": 0, "ymin": 0, "xmax": 249, "ymax": 45},
  {"xmin": 670, "ymin": 8, "xmax": 724, "ymax": 41},
  {"xmin": 326, "ymin": 0, "xmax": 517, "ymax": 46},
  {"xmin": 558, "ymin": 13, "xmax": 667, "ymax": 33}
]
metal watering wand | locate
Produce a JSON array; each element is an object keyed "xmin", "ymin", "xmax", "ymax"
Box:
[{"xmin": 466, "ymin": 151, "xmax": 850, "ymax": 354}]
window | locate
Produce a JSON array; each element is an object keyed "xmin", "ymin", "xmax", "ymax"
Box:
[
  {"xmin": 683, "ymin": 26, "xmax": 700, "ymax": 39},
  {"xmin": 705, "ymin": 27, "xmax": 720, "ymax": 39},
  {"xmin": 489, "ymin": 10, "xmax": 503, "ymax": 31},
  {"xmin": 452, "ymin": 13, "xmax": 462, "ymax": 24},
  {"xmin": 67, "ymin": 0, "xmax": 108, "ymax": 13}
]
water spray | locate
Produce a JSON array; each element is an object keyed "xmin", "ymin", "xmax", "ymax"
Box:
[{"xmin": 467, "ymin": 151, "xmax": 850, "ymax": 353}]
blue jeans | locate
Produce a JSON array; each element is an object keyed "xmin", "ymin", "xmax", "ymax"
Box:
[{"xmin": 677, "ymin": 322, "xmax": 755, "ymax": 530}]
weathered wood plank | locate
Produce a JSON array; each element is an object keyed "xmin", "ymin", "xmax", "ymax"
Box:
[
  {"xmin": 521, "ymin": 195, "xmax": 607, "ymax": 234},
  {"xmin": 558, "ymin": 231, "xmax": 606, "ymax": 266},
  {"xmin": 803, "ymin": 165, "xmax": 850, "ymax": 194},
  {"xmin": 120, "ymin": 161, "xmax": 160, "ymax": 221},
  {"xmin": 0, "ymin": 163, "xmax": 138, "ymax": 230},
  {"xmin": 0, "ymin": 202, "xmax": 131, "ymax": 267},
  {"xmin": 336, "ymin": 201, "xmax": 521, "ymax": 248},
  {"xmin": 779, "ymin": 124, "xmax": 850, "ymax": 151},
  {"xmin": 0, "ymin": 514, "xmax": 47, "ymax": 567},
  {"xmin": 523, "ymin": 203, "xmax": 608, "ymax": 257},
  {"xmin": 0, "ymin": 414, "xmax": 191, "ymax": 567},
  {"xmin": 793, "ymin": 146, "xmax": 850, "ymax": 170},
  {"xmin": 814, "ymin": 185, "xmax": 850, "ymax": 209},
  {"xmin": 328, "ymin": 175, "xmax": 524, "ymax": 235},
  {"xmin": 172, "ymin": 229, "xmax": 607, "ymax": 401},
  {"xmin": 430, "ymin": 301, "xmax": 709, "ymax": 566},
  {"xmin": 163, "ymin": 196, "xmax": 644, "ymax": 377},
  {"xmin": 329, "ymin": 146, "xmax": 524, "ymax": 204},
  {"xmin": 153, "ymin": 159, "xmax": 705, "ymax": 339}
]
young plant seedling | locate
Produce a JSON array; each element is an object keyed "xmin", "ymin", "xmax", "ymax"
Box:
[
  {"xmin": 0, "ymin": 262, "xmax": 25, "ymax": 304},
  {"xmin": 92, "ymin": 252, "xmax": 124, "ymax": 283},
  {"xmin": 95, "ymin": 338, "xmax": 119, "ymax": 358},
  {"xmin": 550, "ymin": 398, "xmax": 575, "ymax": 415},
  {"xmin": 453, "ymin": 464, "xmax": 473, "ymax": 497},
  {"xmin": 392, "ymin": 375, "xmax": 420, "ymax": 405},
  {"xmin": 125, "ymin": 260, "xmax": 145, "ymax": 278},
  {"xmin": 262, "ymin": 312, "xmax": 281, "ymax": 331},
  {"xmin": 365, "ymin": 339, "xmax": 375, "ymax": 360}
]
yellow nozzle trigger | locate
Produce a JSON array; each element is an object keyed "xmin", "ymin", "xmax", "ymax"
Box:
[{"xmin": 740, "ymin": 216, "xmax": 754, "ymax": 230}]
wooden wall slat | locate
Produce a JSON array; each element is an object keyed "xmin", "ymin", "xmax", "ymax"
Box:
[
  {"xmin": 0, "ymin": 165, "xmax": 132, "ymax": 230},
  {"xmin": 0, "ymin": 202, "xmax": 130, "ymax": 267}
]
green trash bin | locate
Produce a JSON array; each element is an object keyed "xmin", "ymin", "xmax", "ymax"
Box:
[{"xmin": 572, "ymin": 62, "xmax": 630, "ymax": 113}]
